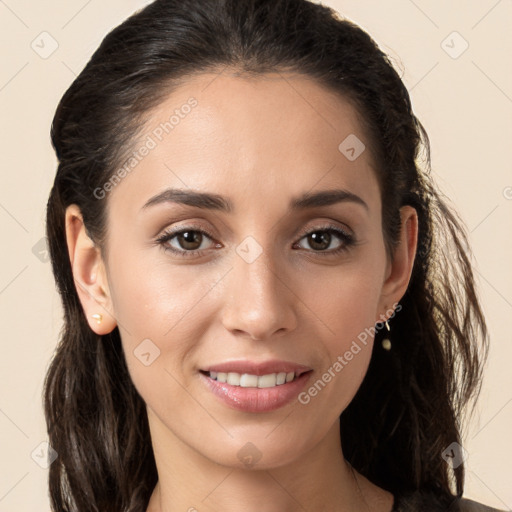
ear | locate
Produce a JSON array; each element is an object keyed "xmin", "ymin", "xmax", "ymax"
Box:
[
  {"xmin": 64, "ymin": 204, "xmax": 117, "ymax": 335},
  {"xmin": 376, "ymin": 205, "xmax": 418, "ymax": 322}
]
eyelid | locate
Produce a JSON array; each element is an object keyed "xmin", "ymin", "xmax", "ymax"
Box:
[{"xmin": 294, "ymin": 220, "xmax": 353, "ymax": 240}]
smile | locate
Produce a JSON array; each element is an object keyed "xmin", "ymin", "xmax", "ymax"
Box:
[
  {"xmin": 205, "ymin": 370, "xmax": 298, "ymax": 388},
  {"xmin": 199, "ymin": 369, "xmax": 313, "ymax": 413}
]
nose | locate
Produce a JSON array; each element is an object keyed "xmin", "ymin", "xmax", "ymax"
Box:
[{"xmin": 221, "ymin": 245, "xmax": 298, "ymax": 341}]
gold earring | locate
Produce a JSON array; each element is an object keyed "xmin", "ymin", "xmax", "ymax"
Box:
[
  {"xmin": 381, "ymin": 320, "xmax": 391, "ymax": 350},
  {"xmin": 91, "ymin": 313, "xmax": 103, "ymax": 324}
]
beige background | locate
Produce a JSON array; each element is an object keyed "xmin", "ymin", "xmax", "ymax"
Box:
[{"xmin": 0, "ymin": 0, "xmax": 511, "ymax": 510}]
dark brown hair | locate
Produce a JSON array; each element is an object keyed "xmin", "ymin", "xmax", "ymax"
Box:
[{"xmin": 44, "ymin": 0, "xmax": 489, "ymax": 510}]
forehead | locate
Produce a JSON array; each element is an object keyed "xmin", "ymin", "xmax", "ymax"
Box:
[{"xmin": 106, "ymin": 71, "xmax": 379, "ymax": 219}]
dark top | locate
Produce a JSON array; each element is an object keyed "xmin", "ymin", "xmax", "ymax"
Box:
[{"xmin": 391, "ymin": 491, "xmax": 506, "ymax": 511}]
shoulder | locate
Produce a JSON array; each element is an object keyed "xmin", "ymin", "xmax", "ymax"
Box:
[
  {"xmin": 457, "ymin": 497, "xmax": 507, "ymax": 512},
  {"xmin": 394, "ymin": 491, "xmax": 507, "ymax": 512}
]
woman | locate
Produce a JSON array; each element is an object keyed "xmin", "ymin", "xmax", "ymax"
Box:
[{"xmin": 44, "ymin": 0, "xmax": 504, "ymax": 510}]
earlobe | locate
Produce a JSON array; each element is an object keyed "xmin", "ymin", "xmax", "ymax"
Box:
[
  {"xmin": 376, "ymin": 205, "xmax": 418, "ymax": 322},
  {"xmin": 64, "ymin": 204, "xmax": 117, "ymax": 335}
]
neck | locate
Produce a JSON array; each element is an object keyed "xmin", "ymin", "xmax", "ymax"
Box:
[{"xmin": 145, "ymin": 410, "xmax": 393, "ymax": 512}]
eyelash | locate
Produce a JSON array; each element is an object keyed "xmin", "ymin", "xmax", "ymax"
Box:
[{"xmin": 155, "ymin": 223, "xmax": 356, "ymax": 259}]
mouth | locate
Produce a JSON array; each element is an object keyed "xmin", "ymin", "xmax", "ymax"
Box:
[
  {"xmin": 199, "ymin": 369, "xmax": 310, "ymax": 388},
  {"xmin": 198, "ymin": 362, "xmax": 314, "ymax": 413}
]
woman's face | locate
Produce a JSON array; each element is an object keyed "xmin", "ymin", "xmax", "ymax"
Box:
[{"xmin": 74, "ymin": 71, "xmax": 416, "ymax": 470}]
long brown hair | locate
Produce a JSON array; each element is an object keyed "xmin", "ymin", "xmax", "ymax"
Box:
[{"xmin": 44, "ymin": 0, "xmax": 489, "ymax": 510}]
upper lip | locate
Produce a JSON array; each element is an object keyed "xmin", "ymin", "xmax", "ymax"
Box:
[{"xmin": 201, "ymin": 360, "xmax": 312, "ymax": 376}]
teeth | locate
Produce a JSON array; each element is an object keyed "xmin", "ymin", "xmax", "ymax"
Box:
[
  {"xmin": 208, "ymin": 371, "xmax": 298, "ymax": 387},
  {"xmin": 240, "ymin": 373, "xmax": 259, "ymax": 387},
  {"xmin": 257, "ymin": 374, "xmax": 277, "ymax": 388},
  {"xmin": 227, "ymin": 372, "xmax": 240, "ymax": 385}
]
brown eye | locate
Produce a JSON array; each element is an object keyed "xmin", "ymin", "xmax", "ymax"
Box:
[
  {"xmin": 306, "ymin": 231, "xmax": 333, "ymax": 251},
  {"xmin": 175, "ymin": 231, "xmax": 203, "ymax": 250},
  {"xmin": 156, "ymin": 227, "xmax": 217, "ymax": 257},
  {"xmin": 296, "ymin": 228, "xmax": 352, "ymax": 253}
]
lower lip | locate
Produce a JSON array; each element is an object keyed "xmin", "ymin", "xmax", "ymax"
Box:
[{"xmin": 199, "ymin": 371, "xmax": 313, "ymax": 413}]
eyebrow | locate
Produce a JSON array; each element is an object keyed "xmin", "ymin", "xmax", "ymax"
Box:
[
  {"xmin": 290, "ymin": 189, "xmax": 368, "ymax": 212},
  {"xmin": 141, "ymin": 187, "xmax": 368, "ymax": 213},
  {"xmin": 142, "ymin": 188, "xmax": 233, "ymax": 212}
]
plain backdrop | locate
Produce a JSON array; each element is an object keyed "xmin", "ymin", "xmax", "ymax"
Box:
[{"xmin": 0, "ymin": 0, "xmax": 511, "ymax": 510}]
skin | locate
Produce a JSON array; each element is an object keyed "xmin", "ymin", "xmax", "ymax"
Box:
[{"xmin": 65, "ymin": 71, "xmax": 418, "ymax": 512}]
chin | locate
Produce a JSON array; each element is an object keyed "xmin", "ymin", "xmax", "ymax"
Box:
[{"xmin": 198, "ymin": 431, "xmax": 312, "ymax": 471}]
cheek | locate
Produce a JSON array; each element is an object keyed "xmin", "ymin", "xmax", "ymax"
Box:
[
  {"xmin": 107, "ymin": 246, "xmax": 227, "ymax": 341},
  {"xmin": 294, "ymin": 276, "xmax": 380, "ymax": 426},
  {"xmin": 106, "ymin": 247, "xmax": 236, "ymax": 401},
  {"xmin": 314, "ymin": 286, "xmax": 377, "ymax": 394},
  {"xmin": 295, "ymin": 253, "xmax": 384, "ymax": 403},
  {"xmin": 301, "ymin": 256, "xmax": 384, "ymax": 344}
]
